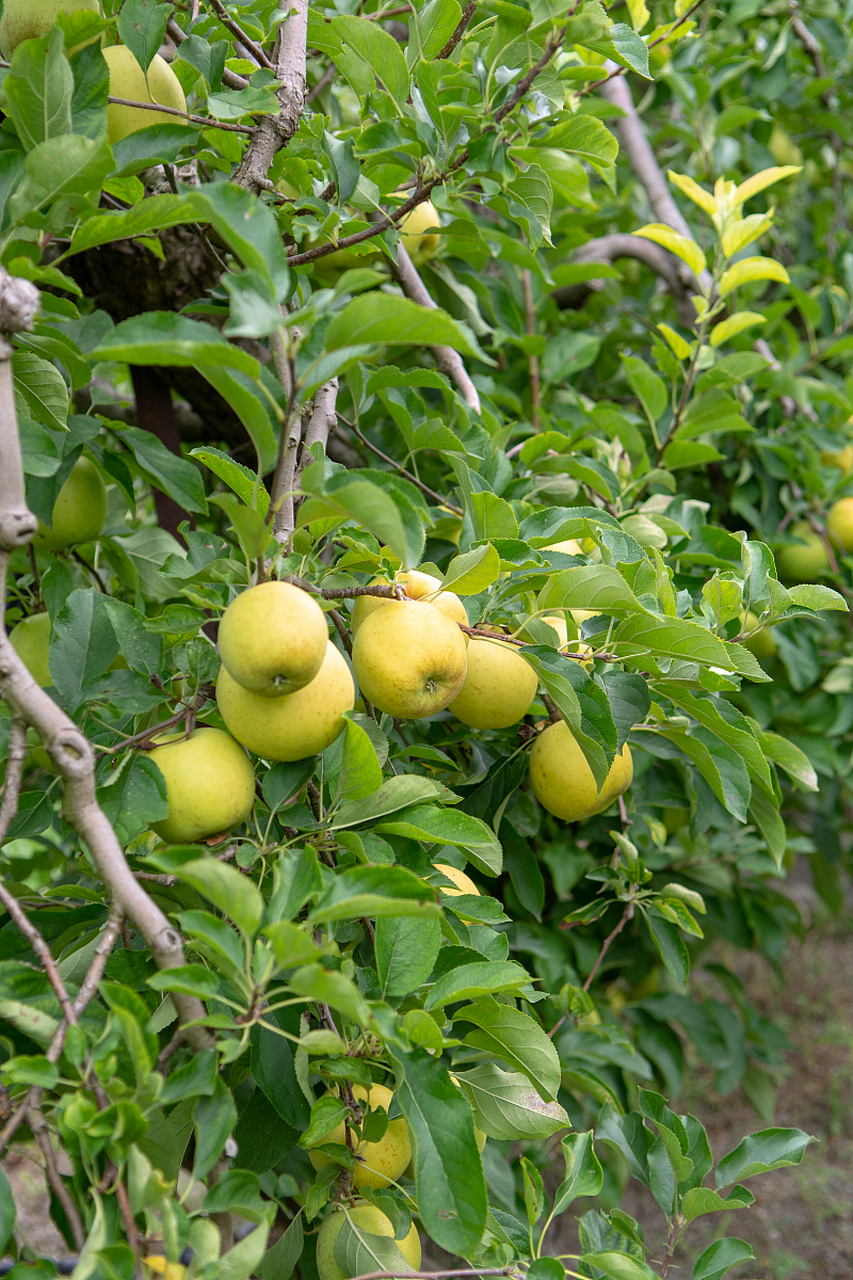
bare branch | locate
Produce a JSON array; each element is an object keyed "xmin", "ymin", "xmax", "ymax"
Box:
[
  {"xmin": 392, "ymin": 245, "xmax": 481, "ymax": 412},
  {"xmin": 167, "ymin": 16, "xmax": 250, "ymax": 90},
  {"xmin": 436, "ymin": 0, "xmax": 476, "ymax": 59},
  {"xmin": 206, "ymin": 0, "xmax": 275, "ymax": 69},
  {"xmin": 343, "ymin": 415, "xmax": 463, "ymax": 512},
  {"xmin": 0, "ymin": 716, "xmax": 26, "ymax": 842},
  {"xmin": 234, "ymin": 0, "xmax": 309, "ymax": 194},
  {"xmin": 106, "ymin": 95, "xmax": 256, "ymax": 133},
  {"xmin": 31, "ymin": 1112, "xmax": 86, "ymax": 1250}
]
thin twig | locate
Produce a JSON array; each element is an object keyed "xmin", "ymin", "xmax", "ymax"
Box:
[
  {"xmin": 206, "ymin": 0, "xmax": 275, "ymax": 69},
  {"xmin": 106, "ymin": 95, "xmax": 256, "ymax": 133},
  {"xmin": 32, "ymin": 1115, "xmax": 86, "ymax": 1250},
  {"xmin": 435, "ymin": 0, "xmax": 477, "ymax": 59},
  {"xmin": 342, "ymin": 415, "xmax": 463, "ymax": 512},
  {"xmin": 166, "ymin": 16, "xmax": 250, "ymax": 89},
  {"xmin": 582, "ymin": 901, "xmax": 634, "ymax": 992},
  {"xmin": 392, "ymin": 245, "xmax": 481, "ymax": 412}
]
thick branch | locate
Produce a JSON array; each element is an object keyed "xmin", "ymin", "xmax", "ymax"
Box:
[
  {"xmin": 234, "ymin": 0, "xmax": 309, "ymax": 193},
  {"xmin": 393, "ymin": 245, "xmax": 481, "ymax": 412}
]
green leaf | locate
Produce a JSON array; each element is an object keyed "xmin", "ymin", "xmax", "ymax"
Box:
[
  {"xmin": 191, "ymin": 448, "xmax": 270, "ymax": 516},
  {"xmin": 786, "ymin": 582, "xmax": 848, "ymax": 612},
  {"xmin": 324, "ymin": 294, "xmax": 486, "ymax": 361},
  {"xmin": 199, "ymin": 367, "xmax": 279, "ymax": 475},
  {"xmin": 542, "ymin": 115, "xmax": 619, "ymax": 167},
  {"xmin": 334, "ymin": 15, "xmax": 410, "ymax": 110},
  {"xmin": 119, "ymin": 425, "xmax": 208, "ymax": 514},
  {"xmin": 643, "ymin": 914, "xmax": 690, "ymax": 988},
  {"xmin": 299, "ymin": 471, "xmax": 425, "ymax": 570},
  {"xmin": 189, "ymin": 183, "xmax": 290, "ymax": 298},
  {"xmin": 714, "ymin": 1128, "xmax": 815, "ymax": 1189},
  {"xmin": 217, "ymin": 1210, "xmax": 273, "ymax": 1280},
  {"xmin": 373, "ymin": 804, "xmax": 503, "ymax": 876},
  {"xmin": 692, "ymin": 1238, "xmax": 754, "ymax": 1280},
  {"xmin": 331, "ymin": 775, "xmax": 448, "ymax": 828},
  {"xmin": 537, "ymin": 566, "xmax": 644, "ymax": 615},
  {"xmin": 634, "ymin": 224, "xmax": 706, "ymax": 278},
  {"xmin": 337, "ymin": 717, "xmax": 384, "ymax": 803},
  {"xmin": 552, "ymin": 1131, "xmax": 603, "ymax": 1213},
  {"xmin": 463, "ymin": 1064, "xmax": 570, "ymax": 1140},
  {"xmin": 288, "ymin": 964, "xmax": 371, "ymax": 1025},
  {"xmin": 581, "ymin": 1253, "xmax": 657, "ymax": 1280},
  {"xmin": 453, "ymin": 1002, "xmax": 561, "ymax": 1100},
  {"xmin": 51, "ymin": 587, "xmax": 119, "ymax": 711},
  {"xmin": 259, "ymin": 1212, "xmax": 303, "ymax": 1280},
  {"xmin": 391, "ymin": 1049, "xmax": 488, "ymax": 1257},
  {"xmin": 117, "ymin": 0, "xmax": 172, "ymax": 74},
  {"xmin": 425, "ymin": 961, "xmax": 528, "ymax": 1010},
  {"xmin": 376, "ymin": 916, "xmax": 442, "ymax": 998},
  {"xmin": 10, "ymin": 134, "xmax": 112, "ymax": 227},
  {"xmin": 0, "ymin": 1166, "xmax": 15, "ymax": 1255},
  {"xmin": 441, "ymin": 543, "xmax": 501, "ymax": 594},
  {"xmin": 13, "ymin": 351, "xmax": 69, "ymax": 431},
  {"xmin": 6, "ymin": 27, "xmax": 73, "ymax": 151},
  {"xmin": 172, "ymin": 860, "xmax": 264, "ymax": 938},
  {"xmin": 332, "ymin": 1215, "xmax": 416, "ymax": 1279},
  {"xmin": 709, "ymin": 312, "xmax": 766, "ymax": 347},
  {"xmin": 681, "ymin": 1186, "xmax": 754, "ymax": 1223},
  {"xmin": 89, "ymin": 313, "xmax": 261, "ymax": 376},
  {"xmin": 62, "ymin": 193, "xmax": 199, "ymax": 256},
  {"xmin": 622, "ymin": 355, "xmax": 667, "ymax": 424},
  {"xmin": 309, "ymin": 866, "xmax": 441, "ymax": 923}
]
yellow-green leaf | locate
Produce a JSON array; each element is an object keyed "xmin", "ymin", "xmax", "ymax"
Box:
[
  {"xmin": 667, "ymin": 170, "xmax": 716, "ymax": 216},
  {"xmin": 720, "ymin": 212, "xmax": 774, "ymax": 258},
  {"xmin": 634, "ymin": 224, "xmax": 706, "ymax": 278},
  {"xmin": 625, "ymin": 0, "xmax": 650, "ymax": 32},
  {"xmin": 709, "ymin": 312, "xmax": 766, "ymax": 347},
  {"xmin": 657, "ymin": 323, "xmax": 692, "ymax": 359},
  {"xmin": 733, "ymin": 165, "xmax": 801, "ymax": 206},
  {"xmin": 718, "ymin": 256, "xmax": 790, "ymax": 296}
]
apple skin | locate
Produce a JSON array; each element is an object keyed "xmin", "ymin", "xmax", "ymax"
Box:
[
  {"xmin": 308, "ymin": 1083, "xmax": 411, "ymax": 1190},
  {"xmin": 448, "ymin": 635, "xmax": 537, "ymax": 729},
  {"xmin": 218, "ymin": 581, "xmax": 328, "ymax": 697},
  {"xmin": 143, "ymin": 1259, "xmax": 186, "ymax": 1280},
  {"xmin": 216, "ymin": 640, "xmax": 355, "ymax": 761},
  {"xmin": 8, "ymin": 612, "xmax": 52, "ymax": 687},
  {"xmin": 827, "ymin": 497, "xmax": 853, "ymax": 553},
  {"xmin": 775, "ymin": 522, "xmax": 830, "ymax": 580},
  {"xmin": 147, "ymin": 727, "xmax": 255, "ymax": 844},
  {"xmin": 351, "ymin": 570, "xmax": 468, "ymax": 638},
  {"xmin": 316, "ymin": 1203, "xmax": 421, "ymax": 1280},
  {"xmin": 820, "ymin": 444, "xmax": 853, "ymax": 476},
  {"xmin": 544, "ymin": 538, "xmax": 583, "ymax": 556},
  {"xmin": 435, "ymin": 862, "xmax": 479, "ymax": 896},
  {"xmin": 0, "ymin": 0, "xmax": 101, "ymax": 57},
  {"xmin": 399, "ymin": 200, "xmax": 440, "ymax": 265},
  {"xmin": 352, "ymin": 600, "xmax": 467, "ymax": 719},
  {"xmin": 530, "ymin": 720, "xmax": 633, "ymax": 822},
  {"xmin": 739, "ymin": 610, "xmax": 776, "ymax": 661},
  {"xmin": 103, "ymin": 45, "xmax": 188, "ymax": 145},
  {"xmin": 33, "ymin": 457, "xmax": 107, "ymax": 551}
]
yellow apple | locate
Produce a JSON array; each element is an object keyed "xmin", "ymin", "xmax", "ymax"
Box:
[
  {"xmin": 447, "ymin": 634, "xmax": 537, "ymax": 729},
  {"xmin": 775, "ymin": 522, "xmax": 830, "ymax": 580},
  {"xmin": 218, "ymin": 581, "xmax": 328, "ymax": 697},
  {"xmin": 0, "ymin": 0, "xmax": 101, "ymax": 57},
  {"xmin": 542, "ymin": 613, "xmax": 593, "ymax": 665},
  {"xmin": 827, "ymin": 497, "xmax": 853, "ymax": 553},
  {"xmin": 316, "ymin": 1203, "xmax": 421, "ymax": 1280},
  {"xmin": 147, "ymin": 727, "xmax": 255, "ymax": 844},
  {"xmin": 351, "ymin": 600, "xmax": 467, "ymax": 719},
  {"xmin": 398, "ymin": 199, "xmax": 440, "ymax": 265},
  {"xmin": 8, "ymin": 612, "xmax": 52, "ymax": 687},
  {"xmin": 33, "ymin": 457, "xmax": 107, "ymax": 551},
  {"xmin": 308, "ymin": 1083, "xmax": 411, "ymax": 1189},
  {"xmin": 216, "ymin": 640, "xmax": 355, "ymax": 760},
  {"xmin": 435, "ymin": 862, "xmax": 479, "ymax": 896},
  {"xmin": 351, "ymin": 570, "xmax": 468, "ymax": 637},
  {"xmin": 529, "ymin": 720, "xmax": 633, "ymax": 822},
  {"xmin": 820, "ymin": 444, "xmax": 853, "ymax": 476},
  {"xmin": 739, "ymin": 610, "xmax": 776, "ymax": 661},
  {"xmin": 103, "ymin": 45, "xmax": 188, "ymax": 145},
  {"xmin": 144, "ymin": 1259, "xmax": 186, "ymax": 1280}
]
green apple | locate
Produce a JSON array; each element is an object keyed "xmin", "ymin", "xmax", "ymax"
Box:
[
  {"xmin": 398, "ymin": 199, "xmax": 440, "ymax": 265},
  {"xmin": 351, "ymin": 569, "xmax": 468, "ymax": 637},
  {"xmin": 448, "ymin": 634, "xmax": 538, "ymax": 729},
  {"xmin": 775, "ymin": 522, "xmax": 830, "ymax": 580},
  {"xmin": 739, "ymin": 610, "xmax": 776, "ymax": 661},
  {"xmin": 530, "ymin": 720, "xmax": 632, "ymax": 822},
  {"xmin": 103, "ymin": 45, "xmax": 188, "ymax": 145},
  {"xmin": 316, "ymin": 1202, "xmax": 421, "ymax": 1280},
  {"xmin": 218, "ymin": 581, "xmax": 328, "ymax": 697},
  {"xmin": 351, "ymin": 600, "xmax": 467, "ymax": 719},
  {"xmin": 827, "ymin": 497, "xmax": 853, "ymax": 553},
  {"xmin": 216, "ymin": 641, "xmax": 355, "ymax": 761},
  {"xmin": 8, "ymin": 612, "xmax": 52, "ymax": 686},
  {"xmin": 0, "ymin": 0, "xmax": 101, "ymax": 57},
  {"xmin": 307, "ymin": 1083, "xmax": 411, "ymax": 1189},
  {"xmin": 33, "ymin": 457, "xmax": 107, "ymax": 551},
  {"xmin": 147, "ymin": 727, "xmax": 255, "ymax": 844},
  {"xmin": 820, "ymin": 443, "xmax": 853, "ymax": 475}
]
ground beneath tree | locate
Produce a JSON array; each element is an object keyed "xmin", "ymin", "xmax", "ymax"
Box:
[{"xmin": 4, "ymin": 909, "xmax": 853, "ymax": 1278}]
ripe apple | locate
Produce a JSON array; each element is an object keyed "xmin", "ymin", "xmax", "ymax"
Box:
[
  {"xmin": 147, "ymin": 727, "xmax": 255, "ymax": 844},
  {"xmin": 103, "ymin": 45, "xmax": 188, "ymax": 145},
  {"xmin": 447, "ymin": 634, "xmax": 537, "ymax": 729},
  {"xmin": 542, "ymin": 613, "xmax": 593, "ymax": 666},
  {"xmin": 435, "ymin": 862, "xmax": 479, "ymax": 896},
  {"xmin": 0, "ymin": 0, "xmax": 101, "ymax": 57},
  {"xmin": 826, "ymin": 497, "xmax": 853, "ymax": 553},
  {"xmin": 33, "ymin": 456, "xmax": 107, "ymax": 551},
  {"xmin": 218, "ymin": 581, "xmax": 328, "ymax": 697},
  {"xmin": 820, "ymin": 444, "xmax": 853, "ymax": 476},
  {"xmin": 775, "ymin": 522, "xmax": 830, "ymax": 580},
  {"xmin": 351, "ymin": 600, "xmax": 467, "ymax": 719},
  {"xmin": 739, "ymin": 610, "xmax": 776, "ymax": 661},
  {"xmin": 8, "ymin": 612, "xmax": 52, "ymax": 687},
  {"xmin": 544, "ymin": 538, "xmax": 583, "ymax": 556},
  {"xmin": 399, "ymin": 199, "xmax": 440, "ymax": 265},
  {"xmin": 351, "ymin": 570, "xmax": 468, "ymax": 637},
  {"xmin": 529, "ymin": 720, "xmax": 633, "ymax": 822},
  {"xmin": 144, "ymin": 1259, "xmax": 186, "ymax": 1280},
  {"xmin": 308, "ymin": 1082, "xmax": 411, "ymax": 1189},
  {"xmin": 316, "ymin": 1202, "xmax": 421, "ymax": 1280},
  {"xmin": 216, "ymin": 640, "xmax": 355, "ymax": 760}
]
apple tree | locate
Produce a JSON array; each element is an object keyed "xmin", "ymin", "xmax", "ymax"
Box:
[{"xmin": 0, "ymin": 2, "xmax": 845, "ymax": 1280}]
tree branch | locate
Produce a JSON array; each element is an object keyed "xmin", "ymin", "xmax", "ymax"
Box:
[
  {"xmin": 234, "ymin": 0, "xmax": 309, "ymax": 193},
  {"xmin": 206, "ymin": 0, "xmax": 275, "ymax": 69},
  {"xmin": 552, "ymin": 233, "xmax": 699, "ymax": 327},
  {"xmin": 167, "ymin": 16, "xmax": 250, "ymax": 90},
  {"xmin": 392, "ymin": 245, "xmax": 481, "ymax": 412},
  {"xmin": 435, "ymin": 0, "xmax": 476, "ymax": 59}
]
